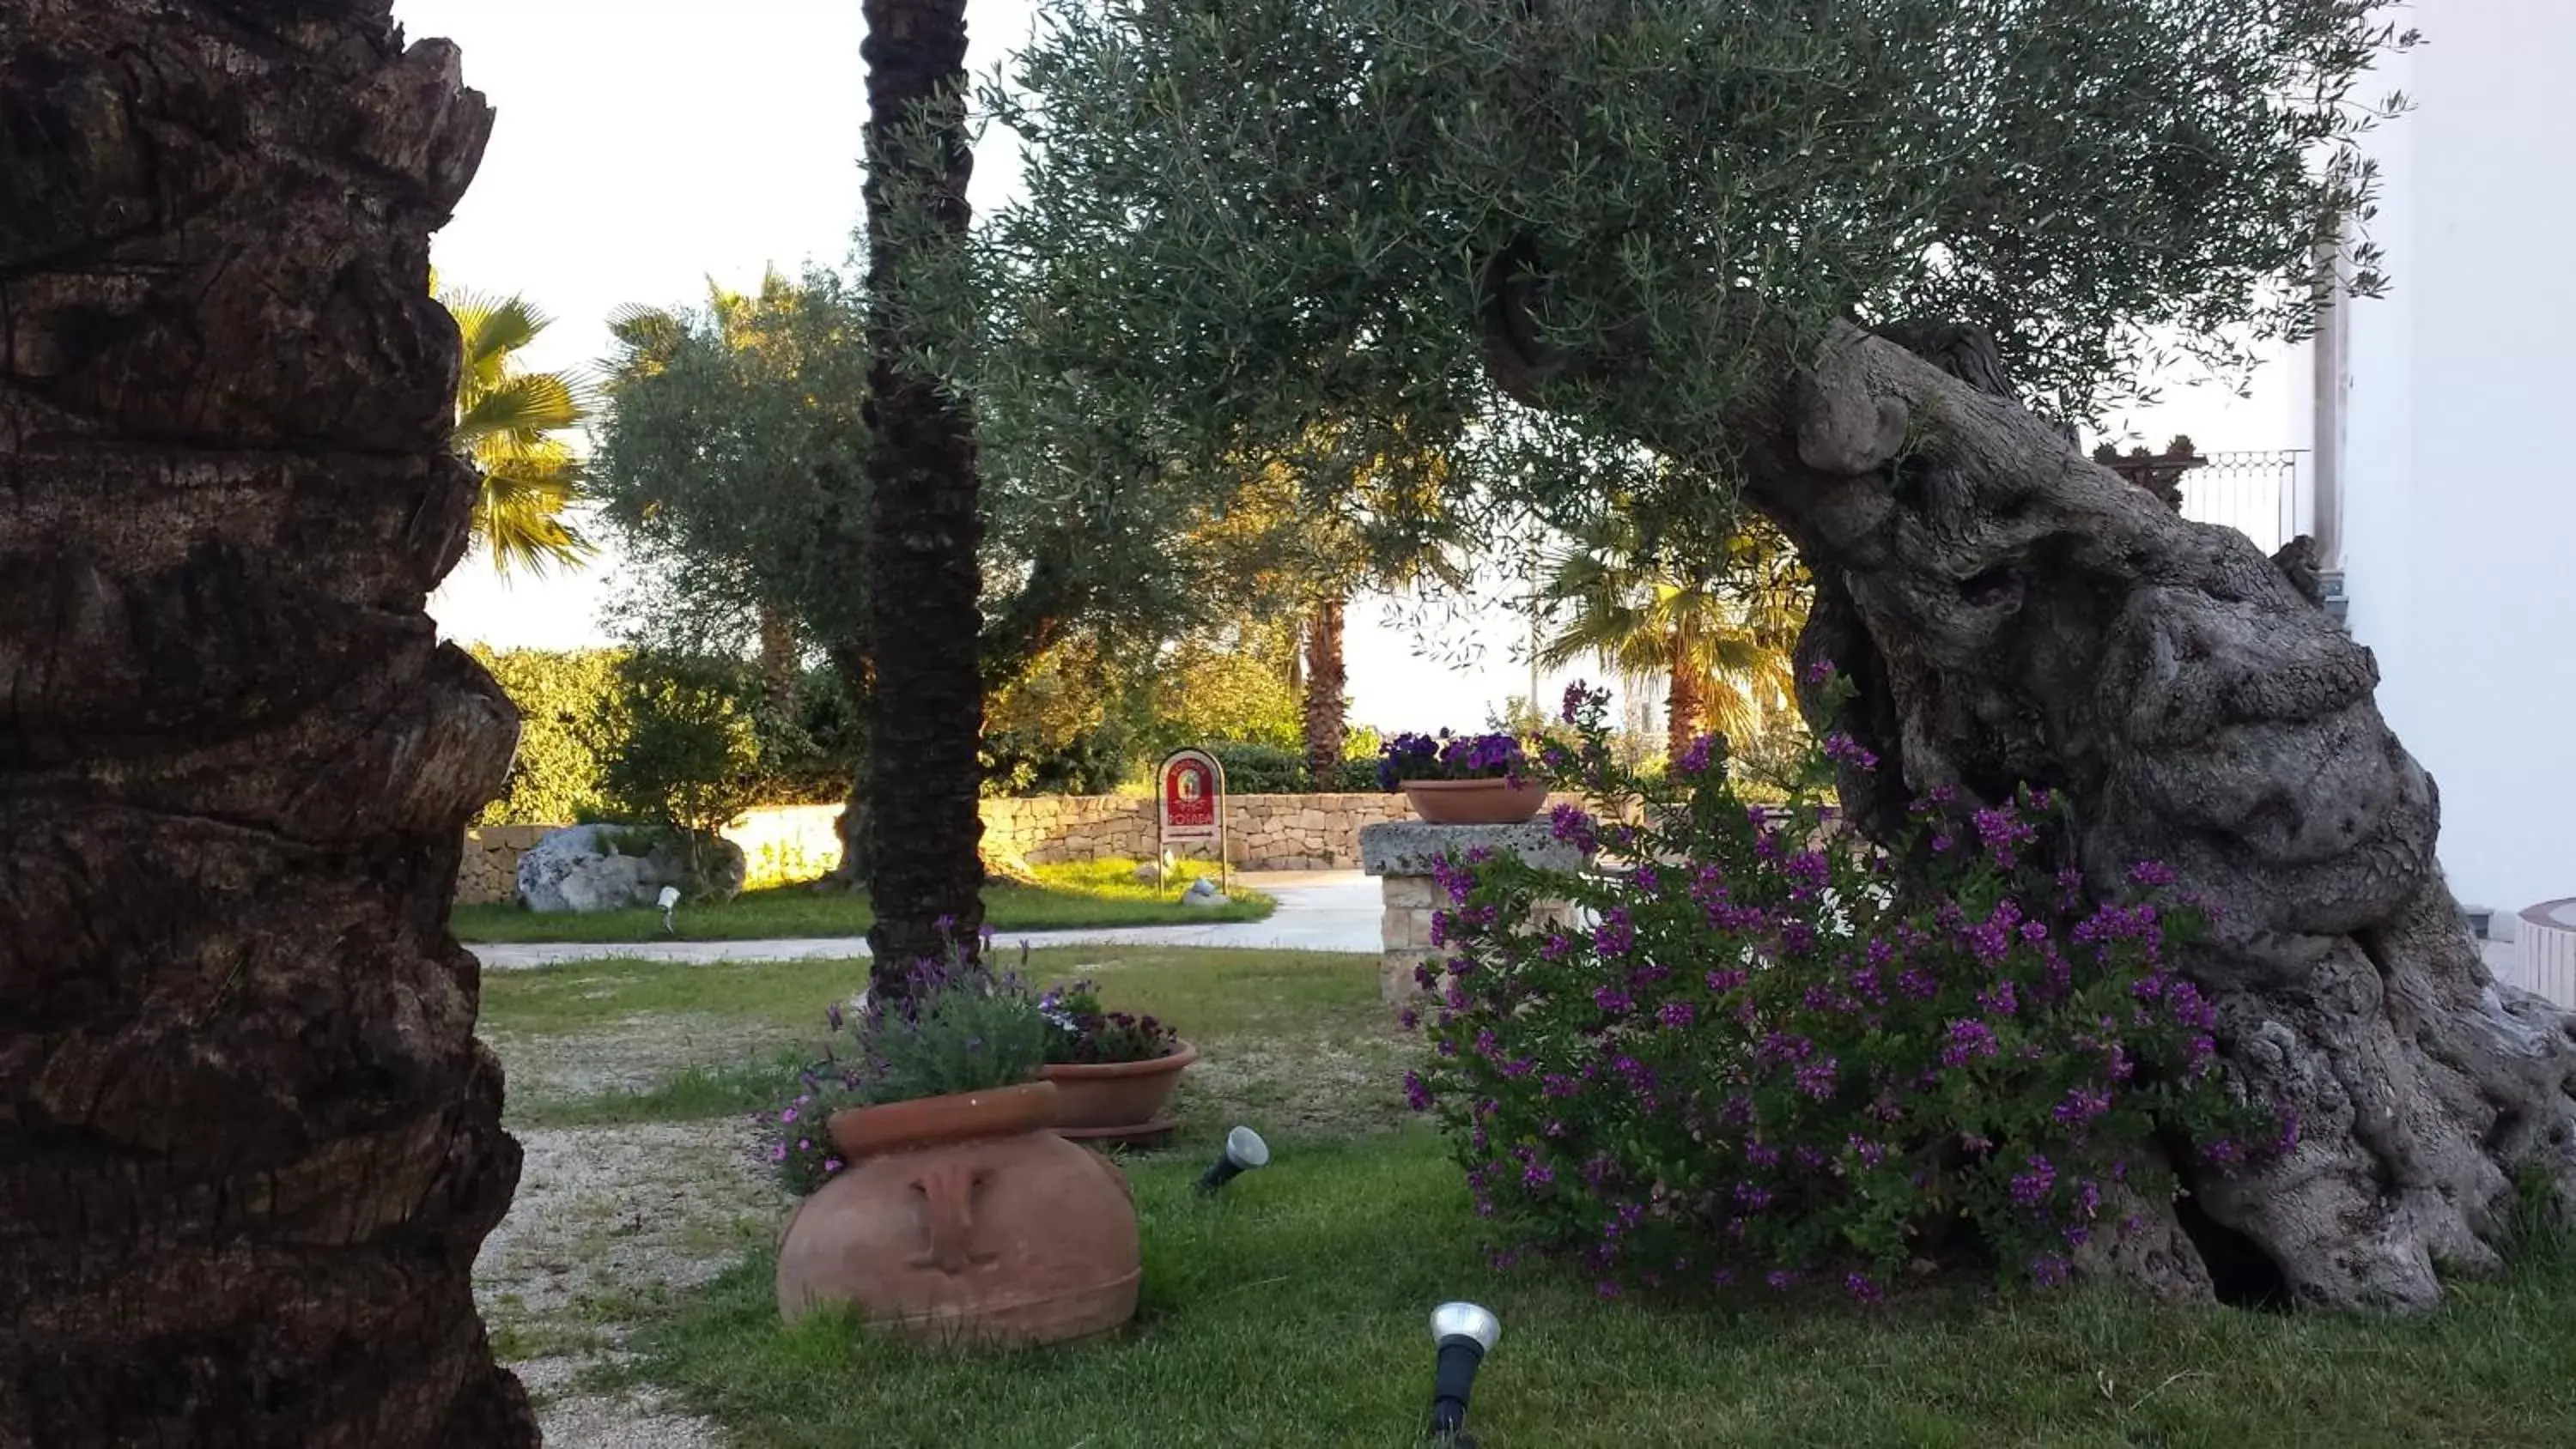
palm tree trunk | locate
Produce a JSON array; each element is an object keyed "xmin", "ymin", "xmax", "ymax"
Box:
[
  {"xmin": 1664, "ymin": 651, "xmax": 1704, "ymax": 767},
  {"xmin": 0, "ymin": 7, "xmax": 535, "ymax": 1443},
  {"xmin": 1302, "ymin": 597, "xmax": 1349, "ymax": 785},
  {"xmin": 861, "ymin": 0, "xmax": 987, "ymax": 978}
]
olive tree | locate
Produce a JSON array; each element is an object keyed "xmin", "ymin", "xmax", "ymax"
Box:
[{"xmin": 920, "ymin": 0, "xmax": 2576, "ymax": 1310}]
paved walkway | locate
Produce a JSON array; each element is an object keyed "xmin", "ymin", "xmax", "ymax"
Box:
[{"xmin": 468, "ymin": 871, "xmax": 1382, "ymax": 971}]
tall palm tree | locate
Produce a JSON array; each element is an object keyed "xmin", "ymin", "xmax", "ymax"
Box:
[
  {"xmin": 1537, "ymin": 513, "xmax": 1807, "ymax": 766},
  {"xmin": 861, "ymin": 0, "xmax": 987, "ymax": 976},
  {"xmin": 438, "ymin": 281, "xmax": 594, "ymax": 576},
  {"xmin": 2, "ymin": 6, "xmax": 537, "ymax": 1442}
]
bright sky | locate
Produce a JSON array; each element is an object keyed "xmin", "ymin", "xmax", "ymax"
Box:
[{"xmin": 410, "ymin": 0, "xmax": 2280, "ymax": 734}]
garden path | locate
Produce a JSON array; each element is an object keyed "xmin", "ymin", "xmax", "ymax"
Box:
[{"xmin": 467, "ymin": 870, "xmax": 1382, "ymax": 969}]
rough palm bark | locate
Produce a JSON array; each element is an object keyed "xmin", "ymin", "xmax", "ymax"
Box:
[
  {"xmin": 1663, "ymin": 652, "xmax": 1703, "ymax": 767},
  {"xmin": 1302, "ymin": 597, "xmax": 1350, "ymax": 786},
  {"xmin": 1732, "ymin": 323, "xmax": 2576, "ymax": 1310},
  {"xmin": 0, "ymin": 3, "xmax": 537, "ymax": 1442},
  {"xmin": 861, "ymin": 0, "xmax": 987, "ymax": 974}
]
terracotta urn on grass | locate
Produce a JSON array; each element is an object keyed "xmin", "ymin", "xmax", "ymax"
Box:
[
  {"xmin": 1400, "ymin": 778, "xmax": 1553, "ymax": 826},
  {"xmin": 1039, "ymin": 1040, "xmax": 1199, "ymax": 1142},
  {"xmin": 775, "ymin": 1079, "xmax": 1141, "ymax": 1345}
]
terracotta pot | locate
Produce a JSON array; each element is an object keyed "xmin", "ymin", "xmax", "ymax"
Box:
[
  {"xmin": 775, "ymin": 1079, "xmax": 1141, "ymax": 1345},
  {"xmin": 1039, "ymin": 1040, "xmax": 1199, "ymax": 1132},
  {"xmin": 1400, "ymin": 778, "xmax": 1552, "ymax": 825}
]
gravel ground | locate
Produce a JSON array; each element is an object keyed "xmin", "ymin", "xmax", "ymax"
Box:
[{"xmin": 477, "ymin": 1031, "xmax": 789, "ymax": 1447}]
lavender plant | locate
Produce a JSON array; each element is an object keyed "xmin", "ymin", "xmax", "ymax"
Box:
[
  {"xmin": 1406, "ymin": 679, "xmax": 2281, "ymax": 1299},
  {"xmin": 761, "ymin": 937, "xmax": 1055, "ymax": 1194}
]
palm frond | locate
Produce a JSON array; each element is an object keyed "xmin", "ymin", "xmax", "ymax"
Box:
[{"xmin": 458, "ymin": 372, "xmax": 586, "ymax": 446}]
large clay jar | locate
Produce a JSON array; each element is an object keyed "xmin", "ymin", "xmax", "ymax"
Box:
[
  {"xmin": 1039, "ymin": 1040, "xmax": 1198, "ymax": 1135},
  {"xmin": 775, "ymin": 1080, "xmax": 1141, "ymax": 1345}
]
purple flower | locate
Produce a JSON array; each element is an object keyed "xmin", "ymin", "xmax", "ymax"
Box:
[
  {"xmin": 2030, "ymin": 1254, "xmax": 2073, "ymax": 1288},
  {"xmin": 1976, "ymin": 981, "xmax": 2019, "ymax": 1018},
  {"xmin": 1794, "ymin": 1057, "xmax": 1840, "ymax": 1100},
  {"xmin": 768, "ymin": 1143, "xmax": 788, "ymax": 1163},
  {"xmin": 1402, "ymin": 1070, "xmax": 1431, "ymax": 1112},
  {"xmin": 1929, "ymin": 832, "xmax": 1956, "ymax": 854},
  {"xmin": 2052, "ymin": 1085, "xmax": 2113, "ymax": 1128},
  {"xmin": 1804, "ymin": 658, "xmax": 1837, "ymax": 685},
  {"xmin": 1845, "ymin": 1272, "xmax": 1884, "ymax": 1305},
  {"xmin": 1821, "ymin": 732, "xmax": 1880, "ymax": 771},
  {"xmin": 1398, "ymin": 1007, "xmax": 1419, "ymax": 1031},
  {"xmin": 1523, "ymin": 1161, "xmax": 1556, "ymax": 1191},
  {"xmin": 1941, "ymin": 1018, "xmax": 2000, "ymax": 1067},
  {"xmin": 1593, "ymin": 984, "xmax": 1635, "ymax": 1016},
  {"xmin": 823, "ymin": 1156, "xmax": 844, "ymax": 1174},
  {"xmin": 1676, "ymin": 733, "xmax": 1718, "ymax": 774},
  {"xmin": 1542, "ymin": 1073, "xmax": 1580, "ymax": 1100},
  {"xmin": 2009, "ymin": 1155, "xmax": 2057, "ymax": 1209},
  {"xmin": 1705, "ymin": 967, "xmax": 1747, "ymax": 994},
  {"xmin": 1657, "ymin": 1000, "xmax": 1697, "ymax": 1028},
  {"xmin": 1595, "ymin": 907, "xmax": 1637, "ymax": 958},
  {"xmin": 1548, "ymin": 803, "xmax": 1601, "ymax": 854},
  {"xmin": 2129, "ymin": 859, "xmax": 2178, "ymax": 888}
]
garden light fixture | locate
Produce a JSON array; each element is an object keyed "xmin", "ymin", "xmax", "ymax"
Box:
[
  {"xmin": 658, "ymin": 885, "xmax": 680, "ymax": 935},
  {"xmin": 1195, "ymin": 1125, "xmax": 1269, "ymax": 1194},
  {"xmin": 1425, "ymin": 1301, "xmax": 1501, "ymax": 1444}
]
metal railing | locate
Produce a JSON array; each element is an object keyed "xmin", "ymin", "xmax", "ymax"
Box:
[{"xmin": 2177, "ymin": 449, "xmax": 2302, "ymax": 555}]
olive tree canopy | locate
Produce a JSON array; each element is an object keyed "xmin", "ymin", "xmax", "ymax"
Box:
[{"xmin": 912, "ymin": 1, "xmax": 2576, "ymax": 1317}]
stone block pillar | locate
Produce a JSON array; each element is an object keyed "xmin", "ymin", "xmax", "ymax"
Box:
[{"xmin": 1359, "ymin": 819, "xmax": 1592, "ymax": 1003}]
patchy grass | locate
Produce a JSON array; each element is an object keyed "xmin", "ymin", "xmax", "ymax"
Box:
[
  {"xmin": 483, "ymin": 949, "xmax": 1399, "ymax": 1137},
  {"xmin": 608, "ymin": 1128, "xmax": 2576, "ymax": 1448},
  {"xmin": 451, "ymin": 858, "xmax": 1270, "ymax": 943}
]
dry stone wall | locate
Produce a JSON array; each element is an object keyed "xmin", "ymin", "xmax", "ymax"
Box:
[{"xmin": 453, "ymin": 792, "xmax": 1509, "ymax": 904}]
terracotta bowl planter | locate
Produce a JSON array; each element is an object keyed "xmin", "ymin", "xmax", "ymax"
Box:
[
  {"xmin": 1400, "ymin": 778, "xmax": 1552, "ymax": 826},
  {"xmin": 1039, "ymin": 1040, "xmax": 1199, "ymax": 1137},
  {"xmin": 775, "ymin": 1079, "xmax": 1141, "ymax": 1346}
]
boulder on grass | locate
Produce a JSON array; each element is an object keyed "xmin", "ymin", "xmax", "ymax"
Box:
[{"xmin": 516, "ymin": 824, "xmax": 747, "ymax": 912}]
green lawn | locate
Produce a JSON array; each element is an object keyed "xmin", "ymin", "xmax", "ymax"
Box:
[
  {"xmin": 610, "ymin": 1129, "xmax": 2576, "ymax": 1448},
  {"xmin": 451, "ymin": 858, "xmax": 1272, "ymax": 943},
  {"xmin": 484, "ymin": 946, "xmax": 2576, "ymax": 1447},
  {"xmin": 482, "ymin": 947, "xmax": 1404, "ymax": 1137}
]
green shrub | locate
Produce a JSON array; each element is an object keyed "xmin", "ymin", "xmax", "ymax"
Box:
[
  {"xmin": 1206, "ymin": 741, "xmax": 1307, "ymax": 793},
  {"xmin": 469, "ymin": 646, "xmax": 624, "ymax": 825}
]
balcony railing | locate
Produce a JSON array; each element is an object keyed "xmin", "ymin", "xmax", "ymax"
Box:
[{"xmin": 2176, "ymin": 449, "xmax": 2302, "ymax": 555}]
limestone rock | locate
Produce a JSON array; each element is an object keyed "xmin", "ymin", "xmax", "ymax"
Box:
[
  {"xmin": 1358, "ymin": 819, "xmax": 1590, "ymax": 878},
  {"xmin": 515, "ymin": 824, "xmax": 746, "ymax": 912}
]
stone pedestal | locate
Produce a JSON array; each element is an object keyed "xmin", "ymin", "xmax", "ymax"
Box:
[{"xmin": 1359, "ymin": 820, "xmax": 1591, "ymax": 1003}]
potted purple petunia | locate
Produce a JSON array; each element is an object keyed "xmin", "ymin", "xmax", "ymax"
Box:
[
  {"xmin": 1035, "ymin": 979, "xmax": 1196, "ymax": 1143},
  {"xmin": 1378, "ymin": 729, "xmax": 1551, "ymax": 824}
]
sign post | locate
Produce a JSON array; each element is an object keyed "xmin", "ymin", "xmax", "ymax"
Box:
[{"xmin": 1156, "ymin": 747, "xmax": 1227, "ymax": 893}]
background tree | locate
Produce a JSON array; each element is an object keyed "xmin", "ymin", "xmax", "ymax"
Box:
[
  {"xmin": 439, "ymin": 279, "xmax": 594, "ymax": 576},
  {"xmin": 925, "ymin": 1, "xmax": 2572, "ymax": 1310},
  {"xmin": 1535, "ymin": 512, "xmax": 1806, "ymax": 765},
  {"xmin": 0, "ymin": 7, "xmax": 535, "ymax": 1441}
]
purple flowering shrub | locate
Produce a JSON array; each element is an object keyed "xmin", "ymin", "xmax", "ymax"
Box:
[
  {"xmin": 759, "ymin": 939, "xmax": 1056, "ymax": 1194},
  {"xmin": 1377, "ymin": 729, "xmax": 1532, "ymax": 790},
  {"xmin": 1405, "ymin": 678, "xmax": 2280, "ymax": 1298}
]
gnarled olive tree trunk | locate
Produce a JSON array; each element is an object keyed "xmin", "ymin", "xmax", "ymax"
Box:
[
  {"xmin": 0, "ymin": 3, "xmax": 537, "ymax": 1440},
  {"xmin": 1739, "ymin": 324, "xmax": 2576, "ymax": 1309}
]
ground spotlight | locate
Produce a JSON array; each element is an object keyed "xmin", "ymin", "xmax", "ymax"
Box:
[
  {"xmin": 1426, "ymin": 1300, "xmax": 1500, "ymax": 1444},
  {"xmin": 1196, "ymin": 1125, "xmax": 1269, "ymax": 1195}
]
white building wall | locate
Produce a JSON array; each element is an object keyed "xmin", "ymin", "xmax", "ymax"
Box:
[{"xmin": 2307, "ymin": 9, "xmax": 2576, "ymax": 914}]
